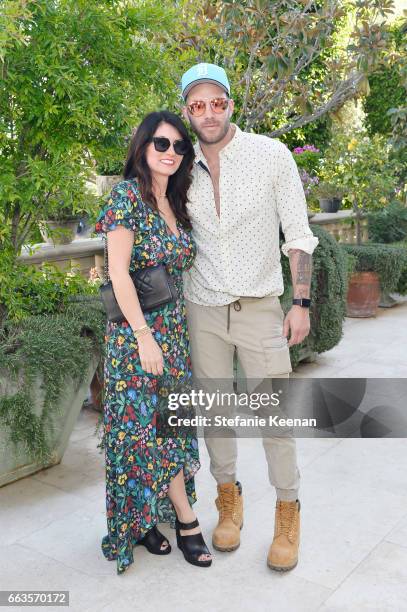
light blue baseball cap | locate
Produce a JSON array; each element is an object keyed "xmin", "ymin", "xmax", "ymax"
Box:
[{"xmin": 181, "ymin": 63, "xmax": 230, "ymax": 101}]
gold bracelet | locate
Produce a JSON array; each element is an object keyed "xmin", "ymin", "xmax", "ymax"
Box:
[
  {"xmin": 134, "ymin": 325, "xmax": 151, "ymax": 339},
  {"xmin": 134, "ymin": 324, "xmax": 149, "ymax": 334}
]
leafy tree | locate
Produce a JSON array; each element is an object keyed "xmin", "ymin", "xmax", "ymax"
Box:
[
  {"xmin": 321, "ymin": 130, "xmax": 400, "ymax": 243},
  {"xmin": 363, "ymin": 18, "xmax": 406, "ymax": 137},
  {"xmin": 175, "ymin": 0, "xmax": 397, "ymax": 140},
  {"xmin": 0, "ymin": 0, "xmax": 177, "ymax": 256},
  {"xmin": 0, "ymin": 0, "xmax": 33, "ymax": 60}
]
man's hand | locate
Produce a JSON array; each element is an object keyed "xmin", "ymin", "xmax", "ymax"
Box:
[{"xmin": 283, "ymin": 305, "xmax": 310, "ymax": 347}]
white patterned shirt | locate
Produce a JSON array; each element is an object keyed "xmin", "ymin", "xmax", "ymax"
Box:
[{"xmin": 183, "ymin": 123, "xmax": 319, "ymax": 306}]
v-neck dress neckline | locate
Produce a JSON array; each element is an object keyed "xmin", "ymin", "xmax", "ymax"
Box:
[{"xmin": 155, "ymin": 209, "xmax": 181, "ymax": 241}]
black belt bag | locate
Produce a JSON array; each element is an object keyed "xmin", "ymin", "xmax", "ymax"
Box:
[
  {"xmin": 98, "ymin": 194, "xmax": 179, "ymax": 323},
  {"xmin": 99, "ymin": 264, "xmax": 178, "ymax": 323}
]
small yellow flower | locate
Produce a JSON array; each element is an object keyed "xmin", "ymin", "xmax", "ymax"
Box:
[
  {"xmin": 347, "ymin": 138, "xmax": 358, "ymax": 151},
  {"xmin": 162, "ymin": 343, "xmax": 169, "ymax": 353},
  {"xmin": 128, "ymin": 455, "xmax": 134, "ymax": 463},
  {"xmin": 120, "ymin": 523, "xmax": 128, "ymax": 531},
  {"xmin": 156, "ymin": 438, "xmax": 163, "ymax": 446},
  {"xmin": 112, "ymin": 358, "xmax": 119, "ymax": 367},
  {"xmin": 115, "ymin": 210, "xmax": 124, "ymax": 220},
  {"xmin": 118, "ymin": 474, "xmax": 127, "ymax": 485},
  {"xmin": 152, "ymin": 482, "xmax": 157, "ymax": 490},
  {"xmin": 379, "ymin": 197, "xmax": 387, "ymax": 204},
  {"xmin": 127, "ymin": 363, "xmax": 134, "ymax": 372},
  {"xmin": 167, "ymin": 242, "xmax": 173, "ymax": 251},
  {"xmin": 147, "ymin": 462, "xmax": 153, "ymax": 470},
  {"xmin": 118, "ymin": 431, "xmax": 126, "ymax": 440},
  {"xmin": 116, "ymin": 380, "xmax": 127, "ymax": 392},
  {"xmin": 117, "ymin": 335, "xmax": 125, "ymax": 345}
]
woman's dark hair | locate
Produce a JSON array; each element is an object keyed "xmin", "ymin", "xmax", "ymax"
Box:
[{"xmin": 123, "ymin": 110, "xmax": 195, "ymax": 229}]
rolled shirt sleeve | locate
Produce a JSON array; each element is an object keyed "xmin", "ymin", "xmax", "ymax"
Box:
[{"xmin": 274, "ymin": 141, "xmax": 319, "ymax": 257}]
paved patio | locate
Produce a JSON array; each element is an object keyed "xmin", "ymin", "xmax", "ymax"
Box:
[{"xmin": 1, "ymin": 303, "xmax": 407, "ymax": 612}]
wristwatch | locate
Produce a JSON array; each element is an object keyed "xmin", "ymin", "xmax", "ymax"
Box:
[{"xmin": 292, "ymin": 298, "xmax": 311, "ymax": 308}]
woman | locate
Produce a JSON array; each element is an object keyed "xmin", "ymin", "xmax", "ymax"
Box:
[{"xmin": 95, "ymin": 110, "xmax": 212, "ymax": 575}]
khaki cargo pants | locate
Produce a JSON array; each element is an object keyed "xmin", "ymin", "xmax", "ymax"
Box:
[{"xmin": 185, "ymin": 295, "xmax": 300, "ymax": 502}]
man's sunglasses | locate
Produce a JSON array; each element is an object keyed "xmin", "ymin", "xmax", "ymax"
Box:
[
  {"xmin": 152, "ymin": 136, "xmax": 190, "ymax": 156},
  {"xmin": 187, "ymin": 97, "xmax": 229, "ymax": 117}
]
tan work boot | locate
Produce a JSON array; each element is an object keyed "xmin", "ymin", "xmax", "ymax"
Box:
[
  {"xmin": 212, "ymin": 481, "xmax": 243, "ymax": 552},
  {"xmin": 267, "ymin": 499, "xmax": 300, "ymax": 571}
]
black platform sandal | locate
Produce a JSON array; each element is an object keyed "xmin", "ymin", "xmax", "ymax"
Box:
[
  {"xmin": 175, "ymin": 517, "xmax": 212, "ymax": 567},
  {"xmin": 137, "ymin": 525, "xmax": 171, "ymax": 555}
]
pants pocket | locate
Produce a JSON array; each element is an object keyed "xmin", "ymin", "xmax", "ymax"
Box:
[{"xmin": 261, "ymin": 337, "xmax": 292, "ymax": 377}]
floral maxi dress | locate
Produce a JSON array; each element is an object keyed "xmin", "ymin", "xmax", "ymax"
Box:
[{"xmin": 95, "ymin": 178, "xmax": 200, "ymax": 575}]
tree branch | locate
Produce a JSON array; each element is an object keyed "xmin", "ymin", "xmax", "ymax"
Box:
[
  {"xmin": 237, "ymin": 40, "xmax": 260, "ymax": 124},
  {"xmin": 264, "ymin": 71, "xmax": 365, "ymax": 137}
]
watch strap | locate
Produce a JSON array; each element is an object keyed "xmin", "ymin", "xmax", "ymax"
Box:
[{"xmin": 292, "ymin": 298, "xmax": 311, "ymax": 308}]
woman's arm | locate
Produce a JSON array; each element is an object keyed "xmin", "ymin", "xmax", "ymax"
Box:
[
  {"xmin": 107, "ymin": 226, "xmax": 146, "ymax": 331},
  {"xmin": 107, "ymin": 226, "xmax": 164, "ymax": 375}
]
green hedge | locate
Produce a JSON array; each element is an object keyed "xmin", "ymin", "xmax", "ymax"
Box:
[
  {"xmin": 397, "ymin": 265, "xmax": 407, "ymax": 295},
  {"xmin": 367, "ymin": 201, "xmax": 407, "ymax": 244},
  {"xmin": 280, "ymin": 224, "xmax": 348, "ymax": 368},
  {"xmin": 389, "ymin": 240, "xmax": 407, "ymax": 295}
]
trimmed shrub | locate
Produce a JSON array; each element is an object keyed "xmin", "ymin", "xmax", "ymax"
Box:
[{"xmin": 280, "ymin": 225, "xmax": 348, "ymax": 367}]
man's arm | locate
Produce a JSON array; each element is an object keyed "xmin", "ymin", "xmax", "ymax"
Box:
[
  {"xmin": 283, "ymin": 248, "xmax": 313, "ymax": 347},
  {"xmin": 271, "ymin": 141, "xmax": 317, "ymax": 346}
]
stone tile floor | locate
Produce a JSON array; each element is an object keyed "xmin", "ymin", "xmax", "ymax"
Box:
[{"xmin": 1, "ymin": 303, "xmax": 407, "ymax": 612}]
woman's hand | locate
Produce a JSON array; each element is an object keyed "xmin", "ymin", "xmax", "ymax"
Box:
[{"xmin": 137, "ymin": 332, "xmax": 164, "ymax": 375}]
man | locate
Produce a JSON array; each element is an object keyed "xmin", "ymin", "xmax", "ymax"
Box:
[{"xmin": 180, "ymin": 62, "xmax": 319, "ymax": 571}]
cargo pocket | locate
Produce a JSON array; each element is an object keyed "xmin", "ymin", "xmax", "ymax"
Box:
[{"xmin": 261, "ymin": 337, "xmax": 292, "ymax": 377}]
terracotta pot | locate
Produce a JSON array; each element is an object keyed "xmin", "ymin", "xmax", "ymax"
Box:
[{"xmin": 346, "ymin": 271, "xmax": 380, "ymax": 317}]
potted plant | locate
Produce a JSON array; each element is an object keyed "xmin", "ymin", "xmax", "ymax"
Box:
[
  {"xmin": 0, "ymin": 261, "xmax": 104, "ymax": 486},
  {"xmin": 319, "ymin": 130, "xmax": 400, "ymax": 315},
  {"xmin": 341, "ymin": 243, "xmax": 406, "ymax": 317},
  {"xmin": 314, "ymin": 182, "xmax": 344, "ymax": 213}
]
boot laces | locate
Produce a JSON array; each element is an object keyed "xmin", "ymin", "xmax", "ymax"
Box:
[
  {"xmin": 277, "ymin": 501, "xmax": 297, "ymax": 538},
  {"xmin": 219, "ymin": 488, "xmax": 237, "ymax": 519}
]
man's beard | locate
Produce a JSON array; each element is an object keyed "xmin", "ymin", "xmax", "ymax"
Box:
[{"xmin": 189, "ymin": 117, "xmax": 231, "ymax": 145}]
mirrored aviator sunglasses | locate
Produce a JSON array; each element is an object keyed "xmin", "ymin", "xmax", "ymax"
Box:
[
  {"xmin": 187, "ymin": 98, "xmax": 229, "ymax": 117},
  {"xmin": 152, "ymin": 136, "xmax": 190, "ymax": 156}
]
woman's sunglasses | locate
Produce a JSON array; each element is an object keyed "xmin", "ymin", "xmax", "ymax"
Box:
[
  {"xmin": 152, "ymin": 136, "xmax": 190, "ymax": 156},
  {"xmin": 187, "ymin": 97, "xmax": 229, "ymax": 117}
]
